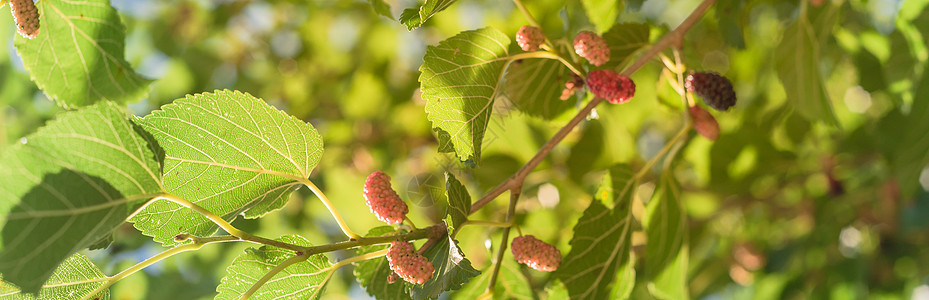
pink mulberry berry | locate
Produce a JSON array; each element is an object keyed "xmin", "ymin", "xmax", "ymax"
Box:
[
  {"xmin": 560, "ymin": 74, "xmax": 584, "ymax": 100},
  {"xmin": 516, "ymin": 26, "xmax": 544, "ymax": 52},
  {"xmin": 386, "ymin": 241, "xmax": 435, "ymax": 284},
  {"xmin": 586, "ymin": 69, "xmax": 635, "ymax": 104},
  {"xmin": 9, "ymin": 0, "xmax": 39, "ymax": 39},
  {"xmin": 573, "ymin": 31, "xmax": 609, "ymax": 66},
  {"xmin": 511, "ymin": 235, "xmax": 561, "ymax": 272},
  {"xmin": 364, "ymin": 171, "xmax": 409, "ymax": 225}
]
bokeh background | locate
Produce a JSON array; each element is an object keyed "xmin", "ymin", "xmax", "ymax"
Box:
[{"xmin": 2, "ymin": 0, "xmax": 928, "ymax": 299}]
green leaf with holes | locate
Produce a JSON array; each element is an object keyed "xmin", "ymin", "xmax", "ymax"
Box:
[
  {"xmin": 13, "ymin": 0, "xmax": 150, "ymax": 108},
  {"xmin": 353, "ymin": 226, "xmax": 412, "ymax": 300},
  {"xmin": 444, "ymin": 172, "xmax": 471, "ymax": 234},
  {"xmin": 216, "ymin": 235, "xmax": 332, "ymax": 300},
  {"xmin": 410, "ymin": 232, "xmax": 480, "ymax": 300},
  {"xmin": 421, "ymin": 28, "xmax": 511, "ymax": 163},
  {"xmin": 0, "ymin": 254, "xmax": 110, "ymax": 299},
  {"xmin": 554, "ymin": 165, "xmax": 636, "ymax": 299},
  {"xmin": 644, "ymin": 174, "xmax": 688, "ymax": 300},
  {"xmin": 399, "ymin": 0, "xmax": 456, "ymax": 30},
  {"xmin": 131, "ymin": 90, "xmax": 323, "ymax": 246},
  {"xmin": 0, "ymin": 102, "xmax": 163, "ymax": 293}
]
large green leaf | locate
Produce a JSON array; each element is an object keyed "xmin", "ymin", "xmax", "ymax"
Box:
[
  {"xmin": 216, "ymin": 235, "xmax": 332, "ymax": 300},
  {"xmin": 0, "ymin": 102, "xmax": 162, "ymax": 293},
  {"xmin": 601, "ymin": 23, "xmax": 651, "ymax": 70},
  {"xmin": 410, "ymin": 232, "xmax": 480, "ymax": 300},
  {"xmin": 421, "ymin": 28, "xmax": 512, "ymax": 163},
  {"xmin": 581, "ymin": 0, "xmax": 622, "ymax": 34},
  {"xmin": 13, "ymin": 0, "xmax": 150, "ymax": 108},
  {"xmin": 644, "ymin": 174, "xmax": 688, "ymax": 300},
  {"xmin": 890, "ymin": 66, "xmax": 929, "ymax": 195},
  {"xmin": 0, "ymin": 254, "xmax": 109, "ymax": 299},
  {"xmin": 775, "ymin": 6, "xmax": 839, "ymax": 125},
  {"xmin": 554, "ymin": 165, "xmax": 636, "ymax": 299},
  {"xmin": 444, "ymin": 172, "xmax": 471, "ymax": 233},
  {"xmin": 451, "ymin": 259, "xmax": 532, "ymax": 300},
  {"xmin": 353, "ymin": 226, "xmax": 411, "ymax": 300},
  {"xmin": 131, "ymin": 90, "xmax": 323, "ymax": 246},
  {"xmin": 399, "ymin": 0, "xmax": 456, "ymax": 30},
  {"xmin": 503, "ymin": 58, "xmax": 575, "ymax": 120}
]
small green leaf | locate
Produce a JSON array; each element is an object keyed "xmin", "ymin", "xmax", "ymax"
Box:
[
  {"xmin": 644, "ymin": 174, "xmax": 688, "ymax": 300},
  {"xmin": 581, "ymin": 0, "xmax": 622, "ymax": 33},
  {"xmin": 399, "ymin": 0, "xmax": 456, "ymax": 30},
  {"xmin": 601, "ymin": 23, "xmax": 651, "ymax": 70},
  {"xmin": 421, "ymin": 28, "xmax": 512, "ymax": 163},
  {"xmin": 503, "ymin": 58, "xmax": 575, "ymax": 120},
  {"xmin": 452, "ymin": 259, "xmax": 532, "ymax": 300},
  {"xmin": 775, "ymin": 7, "xmax": 839, "ymax": 125},
  {"xmin": 353, "ymin": 226, "xmax": 411, "ymax": 300},
  {"xmin": 216, "ymin": 235, "xmax": 332, "ymax": 300},
  {"xmin": 14, "ymin": 0, "xmax": 151, "ymax": 108},
  {"xmin": 0, "ymin": 102, "xmax": 162, "ymax": 293},
  {"xmin": 132, "ymin": 90, "xmax": 324, "ymax": 246},
  {"xmin": 444, "ymin": 173, "xmax": 471, "ymax": 233},
  {"xmin": 410, "ymin": 232, "xmax": 480, "ymax": 300},
  {"xmin": 554, "ymin": 165, "xmax": 636, "ymax": 299},
  {"xmin": 368, "ymin": 0, "xmax": 393, "ymax": 19},
  {"xmin": 0, "ymin": 254, "xmax": 109, "ymax": 299}
]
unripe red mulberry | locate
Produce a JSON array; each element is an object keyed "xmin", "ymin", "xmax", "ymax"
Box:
[
  {"xmin": 586, "ymin": 69, "xmax": 635, "ymax": 104},
  {"xmin": 688, "ymin": 106, "xmax": 720, "ymax": 141},
  {"xmin": 364, "ymin": 171, "xmax": 409, "ymax": 225},
  {"xmin": 685, "ymin": 72, "xmax": 737, "ymax": 111},
  {"xmin": 511, "ymin": 235, "xmax": 561, "ymax": 272},
  {"xmin": 9, "ymin": 0, "xmax": 39, "ymax": 39},
  {"xmin": 560, "ymin": 74, "xmax": 584, "ymax": 100},
  {"xmin": 386, "ymin": 241, "xmax": 435, "ymax": 284},
  {"xmin": 516, "ymin": 26, "xmax": 544, "ymax": 52},
  {"xmin": 573, "ymin": 31, "xmax": 609, "ymax": 66}
]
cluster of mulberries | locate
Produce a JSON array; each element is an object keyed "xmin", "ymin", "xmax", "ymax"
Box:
[
  {"xmin": 516, "ymin": 26, "xmax": 544, "ymax": 52},
  {"xmin": 560, "ymin": 74, "xmax": 584, "ymax": 100},
  {"xmin": 364, "ymin": 171, "xmax": 409, "ymax": 225},
  {"xmin": 573, "ymin": 31, "xmax": 609, "ymax": 66},
  {"xmin": 386, "ymin": 241, "xmax": 435, "ymax": 284},
  {"xmin": 9, "ymin": 0, "xmax": 39, "ymax": 39},
  {"xmin": 685, "ymin": 72, "xmax": 737, "ymax": 111},
  {"xmin": 511, "ymin": 235, "xmax": 561, "ymax": 272},
  {"xmin": 586, "ymin": 70, "xmax": 635, "ymax": 104}
]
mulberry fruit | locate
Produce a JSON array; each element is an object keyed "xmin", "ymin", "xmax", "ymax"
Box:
[
  {"xmin": 560, "ymin": 74, "xmax": 584, "ymax": 100},
  {"xmin": 688, "ymin": 105, "xmax": 719, "ymax": 141},
  {"xmin": 364, "ymin": 171, "xmax": 409, "ymax": 225},
  {"xmin": 573, "ymin": 31, "xmax": 610, "ymax": 66},
  {"xmin": 10, "ymin": 0, "xmax": 39, "ymax": 39},
  {"xmin": 516, "ymin": 26, "xmax": 544, "ymax": 52},
  {"xmin": 685, "ymin": 72, "xmax": 737, "ymax": 111},
  {"xmin": 586, "ymin": 69, "xmax": 635, "ymax": 104},
  {"xmin": 386, "ymin": 241, "xmax": 435, "ymax": 284},
  {"xmin": 511, "ymin": 235, "xmax": 561, "ymax": 272}
]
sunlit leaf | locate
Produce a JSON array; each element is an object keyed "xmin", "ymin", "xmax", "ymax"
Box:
[
  {"xmin": 503, "ymin": 58, "xmax": 575, "ymax": 120},
  {"xmin": 0, "ymin": 254, "xmax": 109, "ymax": 299},
  {"xmin": 775, "ymin": 6, "xmax": 839, "ymax": 125},
  {"xmin": 399, "ymin": 0, "xmax": 456, "ymax": 30},
  {"xmin": 452, "ymin": 259, "xmax": 532, "ymax": 300},
  {"xmin": 216, "ymin": 235, "xmax": 332, "ymax": 300},
  {"xmin": 644, "ymin": 174, "xmax": 688, "ymax": 300},
  {"xmin": 581, "ymin": 0, "xmax": 622, "ymax": 34},
  {"xmin": 353, "ymin": 226, "xmax": 411, "ymax": 300},
  {"xmin": 554, "ymin": 165, "xmax": 636, "ymax": 299},
  {"xmin": 410, "ymin": 232, "xmax": 480, "ymax": 300},
  {"xmin": 132, "ymin": 90, "xmax": 323, "ymax": 246},
  {"xmin": 14, "ymin": 0, "xmax": 151, "ymax": 108},
  {"xmin": 444, "ymin": 172, "xmax": 471, "ymax": 233},
  {"xmin": 420, "ymin": 28, "xmax": 511, "ymax": 163},
  {"xmin": 0, "ymin": 102, "xmax": 162, "ymax": 293},
  {"xmin": 368, "ymin": 0, "xmax": 393, "ymax": 19},
  {"xmin": 890, "ymin": 69, "xmax": 929, "ymax": 195}
]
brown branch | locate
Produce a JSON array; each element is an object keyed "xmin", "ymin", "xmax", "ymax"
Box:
[{"xmin": 469, "ymin": 0, "xmax": 718, "ymax": 215}]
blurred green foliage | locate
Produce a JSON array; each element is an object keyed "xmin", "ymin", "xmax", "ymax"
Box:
[{"xmin": 2, "ymin": 0, "xmax": 929, "ymax": 299}]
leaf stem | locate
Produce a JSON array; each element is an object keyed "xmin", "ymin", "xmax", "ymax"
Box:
[
  {"xmin": 80, "ymin": 235, "xmax": 238, "ymax": 300},
  {"xmin": 485, "ymin": 186, "xmax": 521, "ymax": 293},
  {"xmin": 239, "ymin": 253, "xmax": 310, "ymax": 300},
  {"xmin": 298, "ymin": 178, "xmax": 362, "ymax": 240},
  {"xmin": 469, "ymin": 0, "xmax": 718, "ymax": 215},
  {"xmin": 309, "ymin": 249, "xmax": 390, "ymax": 299},
  {"xmin": 507, "ymin": 51, "xmax": 585, "ymax": 78},
  {"xmin": 634, "ymin": 124, "xmax": 691, "ymax": 180}
]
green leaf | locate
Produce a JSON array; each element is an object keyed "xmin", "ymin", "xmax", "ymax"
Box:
[
  {"xmin": 13, "ymin": 0, "xmax": 151, "ymax": 108},
  {"xmin": 420, "ymin": 28, "xmax": 512, "ymax": 163},
  {"xmin": 609, "ymin": 255, "xmax": 636, "ymax": 300},
  {"xmin": 890, "ymin": 66, "xmax": 929, "ymax": 195},
  {"xmin": 444, "ymin": 173, "xmax": 471, "ymax": 233},
  {"xmin": 368, "ymin": 0, "xmax": 393, "ymax": 19},
  {"xmin": 716, "ymin": 0, "xmax": 746, "ymax": 49},
  {"xmin": 503, "ymin": 58, "xmax": 575, "ymax": 120},
  {"xmin": 0, "ymin": 254, "xmax": 109, "ymax": 299},
  {"xmin": 451, "ymin": 259, "xmax": 532, "ymax": 300},
  {"xmin": 554, "ymin": 165, "xmax": 636, "ymax": 299},
  {"xmin": 581, "ymin": 0, "xmax": 622, "ymax": 34},
  {"xmin": 410, "ymin": 232, "xmax": 480, "ymax": 300},
  {"xmin": 353, "ymin": 226, "xmax": 412, "ymax": 300},
  {"xmin": 0, "ymin": 102, "xmax": 162, "ymax": 293},
  {"xmin": 644, "ymin": 174, "xmax": 688, "ymax": 300},
  {"xmin": 601, "ymin": 23, "xmax": 651, "ymax": 70},
  {"xmin": 775, "ymin": 7, "xmax": 839, "ymax": 126},
  {"xmin": 131, "ymin": 90, "xmax": 323, "ymax": 246},
  {"xmin": 399, "ymin": 0, "xmax": 456, "ymax": 30},
  {"xmin": 216, "ymin": 235, "xmax": 332, "ymax": 300}
]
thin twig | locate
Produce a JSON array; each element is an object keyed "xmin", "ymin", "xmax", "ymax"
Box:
[{"xmin": 485, "ymin": 186, "xmax": 521, "ymax": 293}]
